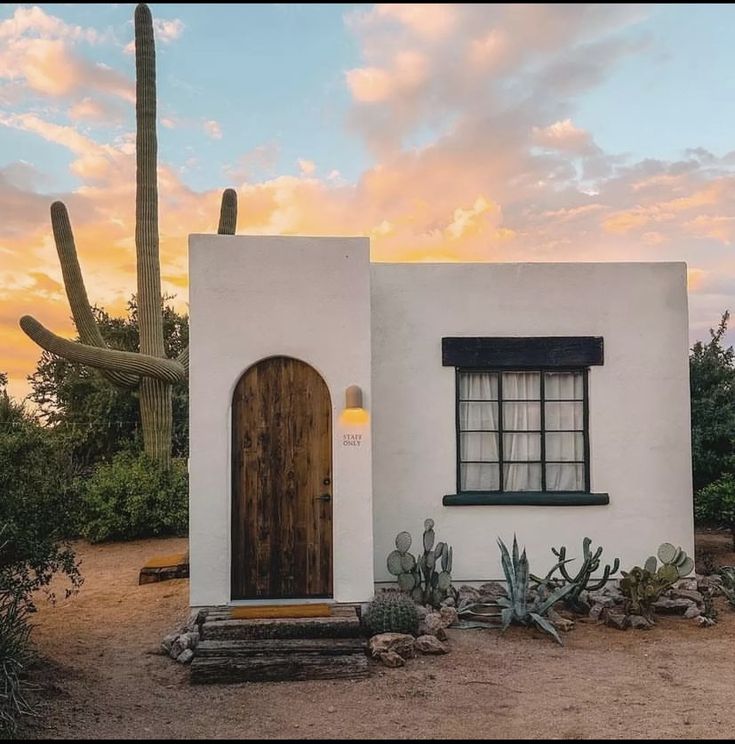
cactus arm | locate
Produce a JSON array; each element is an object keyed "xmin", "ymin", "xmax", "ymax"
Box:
[
  {"xmin": 49, "ymin": 201, "xmax": 139, "ymax": 389},
  {"xmin": 176, "ymin": 345, "xmax": 189, "ymax": 373},
  {"xmin": 218, "ymin": 188, "xmax": 238, "ymax": 235},
  {"xmin": 19, "ymin": 316, "xmax": 186, "ymax": 384}
]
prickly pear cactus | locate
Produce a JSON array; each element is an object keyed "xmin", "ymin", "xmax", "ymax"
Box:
[
  {"xmin": 620, "ymin": 543, "xmax": 694, "ymax": 620},
  {"xmin": 387, "ymin": 517, "xmax": 455, "ymax": 608},
  {"xmin": 362, "ymin": 591, "xmax": 420, "ymax": 636}
]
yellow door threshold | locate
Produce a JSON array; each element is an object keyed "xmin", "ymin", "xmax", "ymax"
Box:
[{"xmin": 229, "ymin": 603, "xmax": 332, "ymax": 620}]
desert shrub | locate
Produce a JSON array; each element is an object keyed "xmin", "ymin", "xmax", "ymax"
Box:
[
  {"xmin": 0, "ymin": 379, "xmax": 81, "ymax": 736},
  {"xmin": 0, "ymin": 591, "xmax": 34, "ymax": 738},
  {"xmin": 81, "ymin": 451, "xmax": 188, "ymax": 543},
  {"xmin": 0, "ymin": 385, "xmax": 81, "ymax": 604},
  {"xmin": 695, "ymin": 475, "xmax": 735, "ymax": 549}
]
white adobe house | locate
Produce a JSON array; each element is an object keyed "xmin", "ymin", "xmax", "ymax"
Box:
[{"xmin": 188, "ymin": 235, "xmax": 694, "ymax": 607}]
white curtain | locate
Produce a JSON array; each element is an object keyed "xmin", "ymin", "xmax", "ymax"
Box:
[
  {"xmin": 544, "ymin": 372, "xmax": 584, "ymax": 491},
  {"xmin": 502, "ymin": 372, "xmax": 541, "ymax": 490},
  {"xmin": 460, "ymin": 372, "xmax": 498, "ymax": 490},
  {"xmin": 459, "ymin": 370, "xmax": 585, "ymax": 492}
]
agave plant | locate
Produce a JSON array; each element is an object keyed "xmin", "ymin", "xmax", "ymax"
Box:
[
  {"xmin": 459, "ymin": 535, "xmax": 574, "ymax": 644},
  {"xmin": 717, "ymin": 566, "xmax": 735, "ymax": 608}
]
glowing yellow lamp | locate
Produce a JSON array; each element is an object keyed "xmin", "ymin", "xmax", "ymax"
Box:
[{"xmin": 341, "ymin": 384, "xmax": 369, "ymax": 425}]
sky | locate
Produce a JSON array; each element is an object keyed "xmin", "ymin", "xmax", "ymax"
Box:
[{"xmin": 0, "ymin": 3, "xmax": 734, "ymax": 400}]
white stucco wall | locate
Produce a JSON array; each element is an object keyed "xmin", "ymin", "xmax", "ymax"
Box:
[
  {"xmin": 189, "ymin": 235, "xmax": 373, "ymax": 606},
  {"xmin": 371, "ymin": 262, "xmax": 693, "ymax": 583}
]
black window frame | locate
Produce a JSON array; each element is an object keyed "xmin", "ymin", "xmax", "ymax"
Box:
[
  {"xmin": 441, "ymin": 336, "xmax": 608, "ymax": 507},
  {"xmin": 454, "ymin": 367, "xmax": 590, "ymax": 495}
]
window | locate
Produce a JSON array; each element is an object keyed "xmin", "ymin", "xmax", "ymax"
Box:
[{"xmin": 457, "ymin": 369, "xmax": 588, "ymax": 493}]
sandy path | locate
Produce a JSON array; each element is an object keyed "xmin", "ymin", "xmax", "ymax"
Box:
[{"xmin": 24, "ymin": 536, "xmax": 735, "ymax": 739}]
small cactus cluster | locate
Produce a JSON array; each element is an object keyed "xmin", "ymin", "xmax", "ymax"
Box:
[
  {"xmin": 387, "ymin": 518, "xmax": 454, "ymax": 608},
  {"xmin": 361, "ymin": 591, "xmax": 420, "ymax": 636},
  {"xmin": 620, "ymin": 543, "xmax": 694, "ymax": 619},
  {"xmin": 533, "ymin": 537, "xmax": 620, "ymax": 613}
]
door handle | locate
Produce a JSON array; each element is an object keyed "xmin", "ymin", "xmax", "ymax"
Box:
[{"xmin": 316, "ymin": 493, "xmax": 332, "ymax": 502}]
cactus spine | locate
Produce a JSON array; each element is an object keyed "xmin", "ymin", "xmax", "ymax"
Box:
[{"xmin": 17, "ymin": 4, "xmax": 237, "ymax": 468}]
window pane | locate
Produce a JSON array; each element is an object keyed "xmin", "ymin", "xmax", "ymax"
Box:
[
  {"xmin": 503, "ymin": 401, "xmax": 540, "ymax": 430},
  {"xmin": 502, "ymin": 372, "xmax": 540, "ymax": 400},
  {"xmin": 460, "ymin": 432, "xmax": 499, "ymax": 461},
  {"xmin": 544, "ymin": 401, "xmax": 583, "ymax": 430},
  {"xmin": 503, "ymin": 463, "xmax": 542, "ymax": 491},
  {"xmin": 544, "ymin": 371, "xmax": 583, "ymax": 400},
  {"xmin": 459, "ymin": 372, "xmax": 498, "ymax": 400},
  {"xmin": 459, "ymin": 402, "xmax": 498, "ymax": 431},
  {"xmin": 545, "ymin": 432, "xmax": 584, "ymax": 461},
  {"xmin": 503, "ymin": 433, "xmax": 541, "ymax": 461},
  {"xmin": 546, "ymin": 463, "xmax": 584, "ymax": 491},
  {"xmin": 461, "ymin": 463, "xmax": 499, "ymax": 491}
]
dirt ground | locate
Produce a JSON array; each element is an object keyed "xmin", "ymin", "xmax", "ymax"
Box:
[{"xmin": 21, "ymin": 533, "xmax": 735, "ymax": 740}]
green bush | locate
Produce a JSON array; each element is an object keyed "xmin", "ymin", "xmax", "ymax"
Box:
[
  {"xmin": 695, "ymin": 474, "xmax": 735, "ymax": 549},
  {"xmin": 0, "ymin": 591, "xmax": 33, "ymax": 738},
  {"xmin": 0, "ymin": 386, "xmax": 81, "ymax": 605},
  {"xmin": 0, "ymin": 376, "xmax": 81, "ymax": 735},
  {"xmin": 81, "ymin": 451, "xmax": 188, "ymax": 543}
]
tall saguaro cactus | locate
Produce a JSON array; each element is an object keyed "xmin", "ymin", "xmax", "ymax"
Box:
[{"xmin": 18, "ymin": 4, "xmax": 238, "ymax": 468}]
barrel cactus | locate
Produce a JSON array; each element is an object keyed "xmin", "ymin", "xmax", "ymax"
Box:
[{"xmin": 362, "ymin": 591, "xmax": 420, "ymax": 636}]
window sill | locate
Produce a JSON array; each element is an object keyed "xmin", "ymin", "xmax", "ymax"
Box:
[{"xmin": 443, "ymin": 492, "xmax": 609, "ymax": 507}]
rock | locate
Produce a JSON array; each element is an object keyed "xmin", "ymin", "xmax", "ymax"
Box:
[
  {"xmin": 671, "ymin": 588, "xmax": 704, "ymax": 605},
  {"xmin": 161, "ymin": 633, "xmax": 178, "ymax": 654},
  {"xmin": 628, "ymin": 615, "xmax": 654, "ymax": 630},
  {"xmin": 457, "ymin": 585, "xmax": 481, "ymax": 603},
  {"xmin": 684, "ymin": 605, "xmax": 702, "ymax": 619},
  {"xmin": 422, "ymin": 612, "xmax": 445, "ymax": 637},
  {"xmin": 184, "ymin": 608, "xmax": 206, "ymax": 632},
  {"xmin": 377, "ymin": 650, "xmax": 405, "ymax": 668},
  {"xmin": 589, "ymin": 603, "xmax": 607, "ymax": 621},
  {"xmin": 477, "ymin": 582, "xmax": 506, "ymax": 600},
  {"xmin": 368, "ymin": 633, "xmax": 415, "ymax": 660},
  {"xmin": 415, "ymin": 604, "xmax": 430, "ymax": 620},
  {"xmin": 440, "ymin": 596, "xmax": 456, "ymax": 608},
  {"xmin": 414, "ymin": 635, "xmax": 449, "ymax": 655},
  {"xmin": 170, "ymin": 635, "xmax": 188, "ymax": 659},
  {"xmin": 435, "ymin": 627, "xmax": 448, "ymax": 642},
  {"xmin": 674, "ymin": 578, "xmax": 698, "ymax": 593},
  {"xmin": 547, "ymin": 609, "xmax": 574, "ymax": 632},
  {"xmin": 696, "ymin": 615, "xmax": 716, "ymax": 627},
  {"xmin": 439, "ymin": 606, "xmax": 459, "ymax": 628},
  {"xmin": 181, "ymin": 631, "xmax": 200, "ymax": 649},
  {"xmin": 587, "ymin": 591, "xmax": 617, "ymax": 607},
  {"xmin": 652, "ymin": 597, "xmax": 696, "ymax": 614},
  {"xmin": 605, "ymin": 612, "xmax": 629, "ymax": 630},
  {"xmin": 176, "ymin": 648, "xmax": 194, "ymax": 664}
]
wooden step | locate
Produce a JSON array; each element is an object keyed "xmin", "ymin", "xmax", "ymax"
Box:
[
  {"xmin": 196, "ymin": 638, "xmax": 366, "ymax": 658},
  {"xmin": 200, "ymin": 614, "xmax": 361, "ymax": 641},
  {"xmin": 190, "ymin": 652, "xmax": 369, "ymax": 684}
]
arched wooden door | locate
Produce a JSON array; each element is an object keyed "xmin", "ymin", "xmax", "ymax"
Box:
[{"xmin": 231, "ymin": 356, "xmax": 333, "ymax": 599}]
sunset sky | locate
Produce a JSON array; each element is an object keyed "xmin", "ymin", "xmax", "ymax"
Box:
[{"xmin": 1, "ymin": 3, "xmax": 734, "ymax": 400}]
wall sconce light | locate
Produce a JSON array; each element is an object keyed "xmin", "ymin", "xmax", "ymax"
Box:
[
  {"xmin": 341, "ymin": 384, "xmax": 369, "ymax": 425},
  {"xmin": 345, "ymin": 385, "xmax": 363, "ymax": 410}
]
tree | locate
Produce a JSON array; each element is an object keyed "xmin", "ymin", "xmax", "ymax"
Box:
[
  {"xmin": 17, "ymin": 4, "xmax": 237, "ymax": 469},
  {"xmin": 690, "ymin": 311, "xmax": 735, "ymax": 491},
  {"xmin": 27, "ymin": 298, "xmax": 189, "ymax": 470}
]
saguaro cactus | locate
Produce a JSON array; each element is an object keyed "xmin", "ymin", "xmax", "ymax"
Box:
[{"xmin": 18, "ymin": 4, "xmax": 237, "ymax": 468}]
